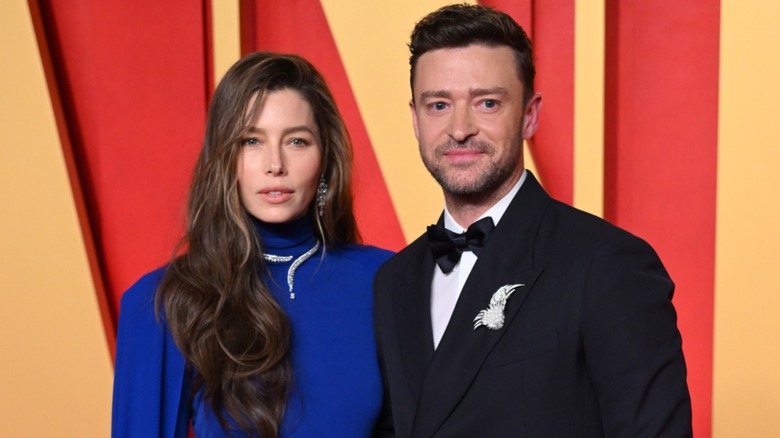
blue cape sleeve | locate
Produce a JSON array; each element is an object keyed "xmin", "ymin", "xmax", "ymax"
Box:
[{"xmin": 111, "ymin": 268, "xmax": 190, "ymax": 437}]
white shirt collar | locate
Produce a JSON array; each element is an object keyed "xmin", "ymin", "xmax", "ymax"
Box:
[{"xmin": 443, "ymin": 169, "xmax": 527, "ymax": 233}]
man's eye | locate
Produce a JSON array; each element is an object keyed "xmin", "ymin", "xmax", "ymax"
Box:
[
  {"xmin": 432, "ymin": 102, "xmax": 447, "ymax": 111},
  {"xmin": 481, "ymin": 100, "xmax": 498, "ymax": 109}
]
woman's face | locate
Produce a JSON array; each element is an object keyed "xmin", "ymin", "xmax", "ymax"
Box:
[{"xmin": 237, "ymin": 89, "xmax": 323, "ymax": 224}]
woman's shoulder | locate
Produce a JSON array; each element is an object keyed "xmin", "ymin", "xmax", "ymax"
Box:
[
  {"xmin": 330, "ymin": 244, "xmax": 395, "ymax": 272},
  {"xmin": 113, "ymin": 266, "xmax": 189, "ymax": 438},
  {"xmin": 119, "ymin": 266, "xmax": 167, "ymax": 321}
]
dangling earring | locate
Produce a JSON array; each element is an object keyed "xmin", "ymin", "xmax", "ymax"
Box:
[{"xmin": 316, "ymin": 175, "xmax": 327, "ymax": 217}]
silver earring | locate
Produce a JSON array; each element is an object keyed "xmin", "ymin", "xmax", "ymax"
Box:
[{"xmin": 316, "ymin": 176, "xmax": 327, "ymax": 217}]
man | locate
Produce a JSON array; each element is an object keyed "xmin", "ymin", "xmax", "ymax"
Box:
[{"xmin": 373, "ymin": 4, "xmax": 692, "ymax": 437}]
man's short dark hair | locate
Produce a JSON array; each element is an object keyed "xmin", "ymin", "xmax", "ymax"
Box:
[{"xmin": 409, "ymin": 3, "xmax": 535, "ymax": 103}]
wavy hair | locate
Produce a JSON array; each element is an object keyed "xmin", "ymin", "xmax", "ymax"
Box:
[{"xmin": 157, "ymin": 52, "xmax": 359, "ymax": 436}]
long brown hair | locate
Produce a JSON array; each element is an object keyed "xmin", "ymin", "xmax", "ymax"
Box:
[{"xmin": 157, "ymin": 52, "xmax": 359, "ymax": 436}]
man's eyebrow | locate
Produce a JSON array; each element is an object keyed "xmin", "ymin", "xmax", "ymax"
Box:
[
  {"xmin": 418, "ymin": 88, "xmax": 508, "ymax": 100},
  {"xmin": 419, "ymin": 90, "xmax": 451, "ymax": 100},
  {"xmin": 470, "ymin": 87, "xmax": 508, "ymax": 97}
]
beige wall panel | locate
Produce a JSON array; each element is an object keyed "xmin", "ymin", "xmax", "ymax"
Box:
[
  {"xmin": 573, "ymin": 0, "xmax": 604, "ymax": 217},
  {"xmin": 714, "ymin": 1, "xmax": 780, "ymax": 436},
  {"xmin": 212, "ymin": 0, "xmax": 241, "ymax": 85},
  {"xmin": 0, "ymin": 2, "xmax": 112, "ymax": 435}
]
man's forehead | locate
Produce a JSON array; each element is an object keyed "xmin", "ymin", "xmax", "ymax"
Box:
[{"xmin": 412, "ymin": 45, "xmax": 522, "ymax": 96}]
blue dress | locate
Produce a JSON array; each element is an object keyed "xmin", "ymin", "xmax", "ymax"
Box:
[{"xmin": 112, "ymin": 217, "xmax": 393, "ymax": 437}]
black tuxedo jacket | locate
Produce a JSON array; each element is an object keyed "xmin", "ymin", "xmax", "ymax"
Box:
[{"xmin": 373, "ymin": 172, "xmax": 692, "ymax": 437}]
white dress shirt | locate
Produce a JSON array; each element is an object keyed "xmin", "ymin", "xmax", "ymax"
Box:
[{"xmin": 430, "ymin": 170, "xmax": 527, "ymax": 348}]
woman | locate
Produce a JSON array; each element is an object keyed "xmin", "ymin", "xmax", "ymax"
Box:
[{"xmin": 112, "ymin": 52, "xmax": 392, "ymax": 437}]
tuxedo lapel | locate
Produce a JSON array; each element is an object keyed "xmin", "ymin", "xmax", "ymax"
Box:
[
  {"xmin": 393, "ymin": 236, "xmax": 436, "ymax": 400},
  {"xmin": 411, "ymin": 172, "xmax": 552, "ymax": 437}
]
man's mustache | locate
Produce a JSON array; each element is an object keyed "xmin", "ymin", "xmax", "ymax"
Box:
[{"xmin": 436, "ymin": 139, "xmax": 492, "ymax": 155}]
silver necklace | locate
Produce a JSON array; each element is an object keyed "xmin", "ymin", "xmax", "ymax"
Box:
[{"xmin": 263, "ymin": 240, "xmax": 320, "ymax": 300}]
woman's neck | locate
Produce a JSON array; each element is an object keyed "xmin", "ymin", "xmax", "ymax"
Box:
[{"xmin": 252, "ymin": 215, "xmax": 315, "ymax": 252}]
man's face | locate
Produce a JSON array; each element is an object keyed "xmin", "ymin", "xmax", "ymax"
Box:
[{"xmin": 411, "ymin": 44, "xmax": 541, "ymax": 198}]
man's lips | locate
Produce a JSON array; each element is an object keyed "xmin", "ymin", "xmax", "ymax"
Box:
[{"xmin": 443, "ymin": 148, "xmax": 484, "ymax": 162}]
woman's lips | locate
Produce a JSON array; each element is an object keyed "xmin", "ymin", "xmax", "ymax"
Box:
[{"xmin": 259, "ymin": 188, "xmax": 293, "ymax": 203}]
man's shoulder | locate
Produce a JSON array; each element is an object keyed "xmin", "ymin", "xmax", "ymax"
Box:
[
  {"xmin": 376, "ymin": 233, "xmax": 429, "ymax": 277},
  {"xmin": 547, "ymin": 197, "xmax": 614, "ymax": 230},
  {"xmin": 546, "ymin": 198, "xmax": 657, "ymax": 252}
]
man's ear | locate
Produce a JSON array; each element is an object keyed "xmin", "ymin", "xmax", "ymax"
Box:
[
  {"xmin": 410, "ymin": 99, "xmax": 420, "ymax": 140},
  {"xmin": 522, "ymin": 93, "xmax": 543, "ymax": 139}
]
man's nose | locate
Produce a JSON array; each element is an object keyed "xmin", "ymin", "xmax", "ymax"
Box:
[{"xmin": 448, "ymin": 105, "xmax": 478, "ymax": 142}]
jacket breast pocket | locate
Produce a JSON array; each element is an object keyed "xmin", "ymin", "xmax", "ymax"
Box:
[{"xmin": 484, "ymin": 331, "xmax": 559, "ymax": 369}]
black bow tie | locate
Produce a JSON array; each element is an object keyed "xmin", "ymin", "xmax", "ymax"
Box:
[{"xmin": 427, "ymin": 217, "xmax": 495, "ymax": 274}]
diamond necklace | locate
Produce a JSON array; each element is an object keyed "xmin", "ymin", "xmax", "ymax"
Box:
[{"xmin": 263, "ymin": 240, "xmax": 320, "ymax": 299}]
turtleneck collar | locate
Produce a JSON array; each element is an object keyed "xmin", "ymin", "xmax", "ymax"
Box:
[{"xmin": 251, "ymin": 215, "xmax": 317, "ymax": 256}]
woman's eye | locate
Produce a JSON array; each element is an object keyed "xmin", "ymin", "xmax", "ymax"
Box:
[
  {"xmin": 289, "ymin": 138, "xmax": 310, "ymax": 147},
  {"xmin": 241, "ymin": 138, "xmax": 259, "ymax": 146}
]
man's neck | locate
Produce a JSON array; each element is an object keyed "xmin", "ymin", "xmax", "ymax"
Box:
[
  {"xmin": 445, "ymin": 194, "xmax": 498, "ymax": 228},
  {"xmin": 444, "ymin": 168, "xmax": 525, "ymax": 228}
]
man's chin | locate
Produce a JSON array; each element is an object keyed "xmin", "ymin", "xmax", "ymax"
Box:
[{"xmin": 437, "ymin": 178, "xmax": 491, "ymax": 197}]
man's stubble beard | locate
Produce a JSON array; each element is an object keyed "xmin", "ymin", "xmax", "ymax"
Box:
[{"xmin": 420, "ymin": 137, "xmax": 523, "ymax": 197}]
